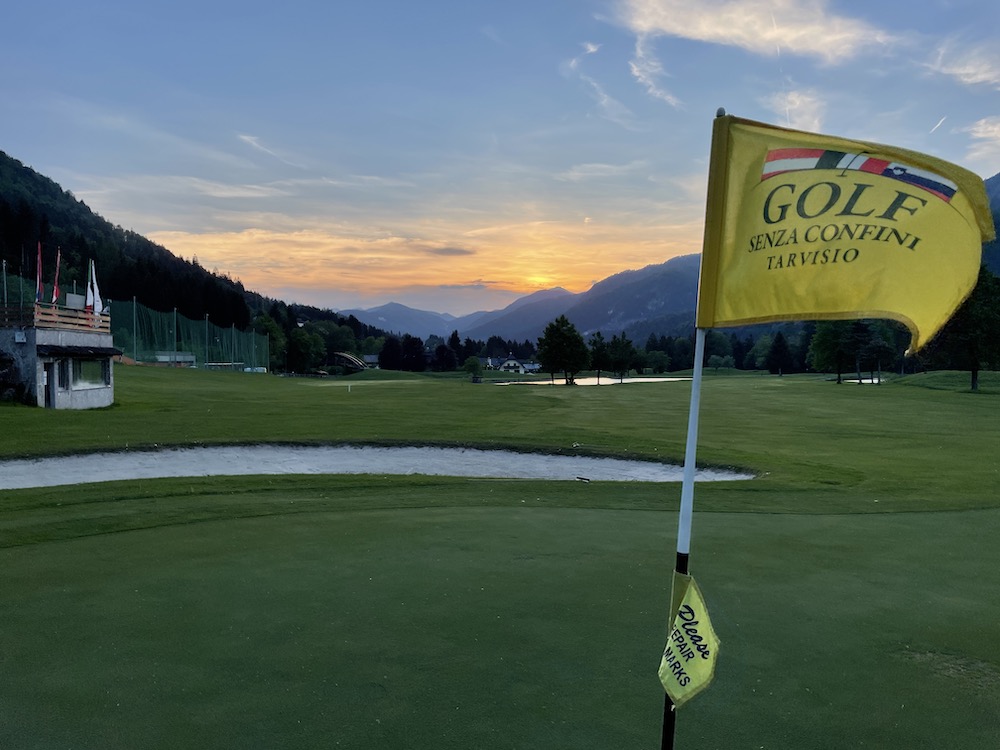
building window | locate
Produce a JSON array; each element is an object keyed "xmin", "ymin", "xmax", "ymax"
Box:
[
  {"xmin": 72, "ymin": 359, "xmax": 110, "ymax": 388},
  {"xmin": 58, "ymin": 359, "xmax": 70, "ymax": 389}
]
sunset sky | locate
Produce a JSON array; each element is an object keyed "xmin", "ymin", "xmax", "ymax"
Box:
[{"xmin": 3, "ymin": 0, "xmax": 999, "ymax": 314}]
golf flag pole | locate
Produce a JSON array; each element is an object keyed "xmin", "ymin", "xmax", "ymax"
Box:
[
  {"xmin": 661, "ymin": 326, "xmax": 706, "ymax": 749},
  {"xmin": 657, "ymin": 104, "xmax": 993, "ymax": 747},
  {"xmin": 676, "ymin": 327, "xmax": 707, "ymax": 566},
  {"xmin": 659, "ymin": 109, "xmax": 731, "ymax": 749}
]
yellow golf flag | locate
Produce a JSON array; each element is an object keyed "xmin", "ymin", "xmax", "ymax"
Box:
[
  {"xmin": 697, "ymin": 115, "xmax": 996, "ymax": 352},
  {"xmin": 659, "ymin": 573, "xmax": 720, "ymax": 708}
]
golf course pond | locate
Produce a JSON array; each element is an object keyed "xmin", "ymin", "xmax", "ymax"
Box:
[{"xmin": 0, "ymin": 445, "xmax": 753, "ymax": 490}]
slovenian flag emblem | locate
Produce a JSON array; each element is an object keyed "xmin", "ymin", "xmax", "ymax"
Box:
[{"xmin": 761, "ymin": 148, "xmax": 958, "ymax": 202}]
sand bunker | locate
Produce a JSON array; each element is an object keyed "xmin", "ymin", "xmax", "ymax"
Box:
[
  {"xmin": 496, "ymin": 376, "xmax": 690, "ymax": 386},
  {"xmin": 0, "ymin": 445, "xmax": 752, "ymax": 490}
]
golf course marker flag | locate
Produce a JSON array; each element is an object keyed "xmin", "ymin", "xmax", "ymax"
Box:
[
  {"xmin": 659, "ymin": 572, "xmax": 720, "ymax": 708},
  {"xmin": 697, "ymin": 113, "xmax": 995, "ymax": 353},
  {"xmin": 660, "ymin": 110, "xmax": 994, "ymax": 750}
]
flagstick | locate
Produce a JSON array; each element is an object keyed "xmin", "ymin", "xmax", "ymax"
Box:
[{"xmin": 661, "ymin": 326, "xmax": 707, "ymax": 750}]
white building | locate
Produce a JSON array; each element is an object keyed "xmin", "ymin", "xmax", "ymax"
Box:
[
  {"xmin": 498, "ymin": 354, "xmax": 542, "ymax": 375},
  {"xmin": 0, "ymin": 303, "xmax": 119, "ymax": 409}
]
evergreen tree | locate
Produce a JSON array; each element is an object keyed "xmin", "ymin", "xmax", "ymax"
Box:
[
  {"xmin": 401, "ymin": 334, "xmax": 426, "ymax": 372},
  {"xmin": 536, "ymin": 315, "xmax": 589, "ymax": 384},
  {"xmin": 608, "ymin": 332, "xmax": 635, "ymax": 381},
  {"xmin": 765, "ymin": 331, "xmax": 794, "ymax": 375},
  {"xmin": 589, "ymin": 331, "xmax": 610, "ymax": 384},
  {"xmin": 432, "ymin": 343, "xmax": 458, "ymax": 371},
  {"xmin": 807, "ymin": 322, "xmax": 855, "ymax": 383},
  {"xmin": 671, "ymin": 337, "xmax": 694, "ymax": 371},
  {"xmin": 448, "ymin": 330, "xmax": 464, "ymax": 361},
  {"xmin": 744, "ymin": 334, "xmax": 772, "ymax": 370},
  {"xmin": 704, "ymin": 330, "xmax": 733, "ymax": 362},
  {"xmin": 378, "ymin": 336, "xmax": 404, "ymax": 370},
  {"xmin": 923, "ymin": 266, "xmax": 1000, "ymax": 391}
]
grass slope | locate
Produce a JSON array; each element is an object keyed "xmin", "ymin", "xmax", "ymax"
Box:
[{"xmin": 1, "ymin": 366, "xmax": 999, "ymax": 749}]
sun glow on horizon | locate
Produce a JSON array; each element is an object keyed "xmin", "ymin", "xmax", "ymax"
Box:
[{"xmin": 149, "ymin": 217, "xmax": 705, "ymax": 314}]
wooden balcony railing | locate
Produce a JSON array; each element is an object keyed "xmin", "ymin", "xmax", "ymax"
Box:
[{"xmin": 0, "ymin": 303, "xmax": 111, "ymax": 333}]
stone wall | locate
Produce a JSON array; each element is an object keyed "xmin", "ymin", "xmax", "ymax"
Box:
[{"xmin": 0, "ymin": 328, "xmax": 37, "ymax": 404}]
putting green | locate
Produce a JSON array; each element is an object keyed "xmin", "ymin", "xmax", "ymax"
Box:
[{"xmin": 3, "ymin": 503, "xmax": 998, "ymax": 749}]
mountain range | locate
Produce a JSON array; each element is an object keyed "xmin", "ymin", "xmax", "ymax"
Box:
[
  {"xmin": 338, "ymin": 253, "xmax": 702, "ymax": 343},
  {"xmin": 342, "ymin": 173, "xmax": 1000, "ymax": 343}
]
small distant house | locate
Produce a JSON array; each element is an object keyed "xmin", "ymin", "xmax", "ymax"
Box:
[
  {"xmin": 0, "ymin": 303, "xmax": 120, "ymax": 409},
  {"xmin": 498, "ymin": 354, "xmax": 542, "ymax": 375}
]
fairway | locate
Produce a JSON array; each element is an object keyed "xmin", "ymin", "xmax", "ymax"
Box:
[{"xmin": 2, "ymin": 366, "xmax": 999, "ymax": 748}]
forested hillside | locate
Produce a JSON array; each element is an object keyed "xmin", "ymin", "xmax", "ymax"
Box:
[
  {"xmin": 0, "ymin": 151, "xmax": 398, "ymax": 371},
  {"xmin": 0, "ymin": 151, "xmax": 252, "ymax": 328}
]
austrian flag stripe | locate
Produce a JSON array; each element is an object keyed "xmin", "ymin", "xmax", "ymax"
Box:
[{"xmin": 761, "ymin": 148, "xmax": 827, "ymax": 179}]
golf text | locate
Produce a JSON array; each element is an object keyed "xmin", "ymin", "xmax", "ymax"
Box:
[{"xmin": 748, "ymin": 181, "xmax": 928, "ymax": 271}]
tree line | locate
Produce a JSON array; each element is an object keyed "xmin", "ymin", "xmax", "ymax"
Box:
[
  {"xmin": 533, "ymin": 265, "xmax": 1000, "ymax": 391},
  {"xmin": 274, "ymin": 263, "xmax": 1000, "ymax": 389}
]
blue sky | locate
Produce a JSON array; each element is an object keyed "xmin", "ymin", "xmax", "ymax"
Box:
[{"xmin": 2, "ymin": 0, "xmax": 998, "ymax": 314}]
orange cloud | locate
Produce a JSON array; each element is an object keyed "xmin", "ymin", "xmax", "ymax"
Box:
[{"xmin": 150, "ymin": 214, "xmax": 704, "ymax": 313}]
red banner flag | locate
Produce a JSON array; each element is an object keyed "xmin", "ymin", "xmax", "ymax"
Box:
[{"xmin": 51, "ymin": 247, "xmax": 61, "ymax": 304}]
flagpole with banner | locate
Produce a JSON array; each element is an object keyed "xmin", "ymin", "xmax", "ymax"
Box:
[
  {"xmin": 656, "ymin": 108, "xmax": 994, "ymax": 749},
  {"xmin": 35, "ymin": 241, "xmax": 43, "ymax": 304},
  {"xmin": 85, "ymin": 258, "xmax": 104, "ymax": 323},
  {"xmin": 51, "ymin": 247, "xmax": 61, "ymax": 305}
]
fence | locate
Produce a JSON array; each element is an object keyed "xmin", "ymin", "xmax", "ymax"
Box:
[
  {"xmin": 2, "ymin": 265, "xmax": 269, "ymax": 371},
  {"xmin": 108, "ymin": 299, "xmax": 270, "ymax": 370}
]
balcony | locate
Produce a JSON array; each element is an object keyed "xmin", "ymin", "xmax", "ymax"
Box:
[{"xmin": 0, "ymin": 303, "xmax": 111, "ymax": 334}]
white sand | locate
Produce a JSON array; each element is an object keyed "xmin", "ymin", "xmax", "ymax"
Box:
[
  {"xmin": 496, "ymin": 376, "xmax": 691, "ymax": 386},
  {"xmin": 0, "ymin": 445, "xmax": 752, "ymax": 490}
]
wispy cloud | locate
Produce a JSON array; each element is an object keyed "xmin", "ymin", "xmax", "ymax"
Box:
[
  {"xmin": 237, "ymin": 134, "xmax": 308, "ymax": 169},
  {"xmin": 421, "ymin": 245, "xmax": 476, "ymax": 257},
  {"xmin": 629, "ymin": 35, "xmax": 682, "ymax": 107},
  {"xmin": 616, "ymin": 0, "xmax": 894, "ymax": 65},
  {"xmin": 565, "ymin": 41, "xmax": 602, "ymax": 72},
  {"xmin": 49, "ymin": 94, "xmax": 252, "ymax": 170},
  {"xmin": 579, "ymin": 74, "xmax": 636, "ymax": 128},
  {"xmin": 556, "ymin": 160, "xmax": 648, "ymax": 181},
  {"xmin": 762, "ymin": 89, "xmax": 825, "ymax": 131},
  {"xmin": 72, "ymin": 174, "xmax": 289, "ymax": 214},
  {"xmin": 438, "ymin": 282, "xmax": 491, "ymax": 291},
  {"xmin": 561, "ymin": 42, "xmax": 636, "ymax": 128},
  {"xmin": 961, "ymin": 116, "xmax": 1000, "ymax": 176},
  {"xmin": 927, "ymin": 41, "xmax": 1000, "ymax": 89},
  {"xmin": 930, "ymin": 116, "xmax": 947, "ymax": 134}
]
